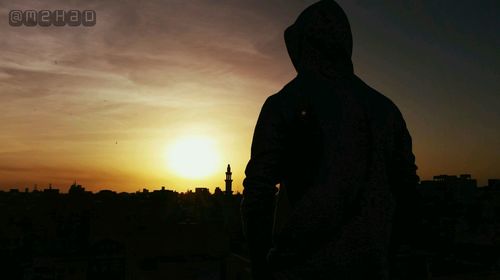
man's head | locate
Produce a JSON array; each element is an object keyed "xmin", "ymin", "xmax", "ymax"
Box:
[{"xmin": 284, "ymin": 0, "xmax": 353, "ymax": 78}]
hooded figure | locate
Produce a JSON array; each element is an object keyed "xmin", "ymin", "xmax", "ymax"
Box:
[{"xmin": 241, "ymin": 1, "xmax": 421, "ymax": 279}]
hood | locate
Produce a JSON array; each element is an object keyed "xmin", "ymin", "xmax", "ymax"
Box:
[{"xmin": 285, "ymin": 0, "xmax": 354, "ymax": 80}]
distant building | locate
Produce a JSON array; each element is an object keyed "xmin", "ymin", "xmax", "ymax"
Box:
[
  {"xmin": 152, "ymin": 186, "xmax": 175, "ymax": 195},
  {"xmin": 69, "ymin": 181, "xmax": 86, "ymax": 194},
  {"xmin": 43, "ymin": 184, "xmax": 59, "ymax": 195},
  {"xmin": 195, "ymin": 187, "xmax": 210, "ymax": 195},
  {"xmin": 214, "ymin": 187, "xmax": 223, "ymax": 196},
  {"xmin": 488, "ymin": 179, "xmax": 500, "ymax": 189},
  {"xmin": 419, "ymin": 174, "xmax": 477, "ymax": 203},
  {"xmin": 225, "ymin": 164, "xmax": 233, "ymax": 195}
]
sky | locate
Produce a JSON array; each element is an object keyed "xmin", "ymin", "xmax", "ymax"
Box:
[{"xmin": 0, "ymin": 0, "xmax": 498, "ymax": 193}]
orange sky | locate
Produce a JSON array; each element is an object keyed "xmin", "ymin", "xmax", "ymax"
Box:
[{"xmin": 0, "ymin": 0, "xmax": 498, "ymax": 192}]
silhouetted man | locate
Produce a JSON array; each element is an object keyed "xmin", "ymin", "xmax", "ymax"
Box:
[{"xmin": 241, "ymin": 1, "xmax": 420, "ymax": 279}]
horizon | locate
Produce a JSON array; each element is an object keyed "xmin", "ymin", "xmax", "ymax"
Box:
[{"xmin": 3, "ymin": 171, "xmax": 498, "ymax": 194}]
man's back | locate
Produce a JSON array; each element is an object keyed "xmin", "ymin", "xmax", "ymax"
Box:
[{"xmin": 241, "ymin": 1, "xmax": 420, "ymax": 279}]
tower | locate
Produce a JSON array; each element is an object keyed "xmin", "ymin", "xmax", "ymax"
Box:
[{"xmin": 225, "ymin": 164, "xmax": 233, "ymax": 195}]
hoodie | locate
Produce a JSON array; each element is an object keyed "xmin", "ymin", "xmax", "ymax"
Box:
[{"xmin": 241, "ymin": 1, "xmax": 420, "ymax": 279}]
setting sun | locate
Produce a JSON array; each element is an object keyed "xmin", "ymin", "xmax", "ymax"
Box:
[{"xmin": 166, "ymin": 136, "xmax": 221, "ymax": 179}]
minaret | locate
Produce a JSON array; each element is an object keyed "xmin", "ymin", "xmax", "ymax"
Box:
[{"xmin": 225, "ymin": 164, "xmax": 233, "ymax": 195}]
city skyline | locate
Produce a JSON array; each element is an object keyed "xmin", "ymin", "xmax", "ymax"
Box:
[{"xmin": 3, "ymin": 168, "xmax": 499, "ymax": 195}]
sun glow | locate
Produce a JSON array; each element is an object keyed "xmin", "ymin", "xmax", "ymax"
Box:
[{"xmin": 166, "ymin": 136, "xmax": 221, "ymax": 179}]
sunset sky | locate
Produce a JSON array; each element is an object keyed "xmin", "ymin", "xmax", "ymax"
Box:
[{"xmin": 0, "ymin": 0, "xmax": 498, "ymax": 193}]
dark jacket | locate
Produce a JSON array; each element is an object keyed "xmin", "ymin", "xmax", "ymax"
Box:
[{"xmin": 241, "ymin": 1, "xmax": 420, "ymax": 279}]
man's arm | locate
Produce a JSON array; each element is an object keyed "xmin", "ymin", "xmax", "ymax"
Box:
[
  {"xmin": 390, "ymin": 109, "xmax": 422, "ymax": 251},
  {"xmin": 241, "ymin": 95, "xmax": 285, "ymax": 278}
]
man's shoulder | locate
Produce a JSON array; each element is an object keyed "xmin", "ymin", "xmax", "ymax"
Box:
[
  {"xmin": 263, "ymin": 78, "xmax": 300, "ymax": 106},
  {"xmin": 354, "ymin": 76, "xmax": 403, "ymax": 117},
  {"xmin": 272, "ymin": 77, "xmax": 300, "ymax": 98}
]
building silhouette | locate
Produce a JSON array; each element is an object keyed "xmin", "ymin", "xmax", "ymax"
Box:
[
  {"xmin": 488, "ymin": 179, "xmax": 500, "ymax": 190},
  {"xmin": 225, "ymin": 164, "xmax": 233, "ymax": 195},
  {"xmin": 419, "ymin": 174, "xmax": 477, "ymax": 203}
]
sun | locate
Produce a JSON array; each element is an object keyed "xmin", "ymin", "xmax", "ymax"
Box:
[{"xmin": 166, "ymin": 136, "xmax": 221, "ymax": 179}]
